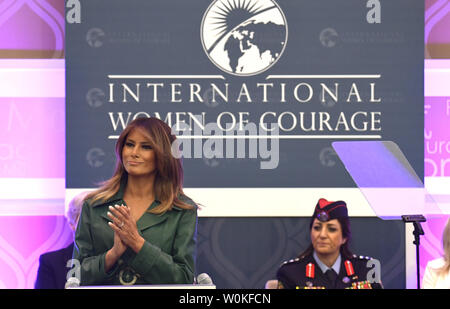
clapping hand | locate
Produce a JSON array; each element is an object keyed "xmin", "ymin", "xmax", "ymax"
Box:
[{"xmin": 108, "ymin": 204, "xmax": 145, "ymax": 253}]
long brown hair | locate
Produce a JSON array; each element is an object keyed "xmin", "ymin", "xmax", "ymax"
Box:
[
  {"xmin": 84, "ymin": 117, "xmax": 193, "ymax": 214},
  {"xmin": 438, "ymin": 218, "xmax": 450, "ymax": 276}
]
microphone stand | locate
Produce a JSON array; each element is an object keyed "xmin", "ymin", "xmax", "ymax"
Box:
[{"xmin": 401, "ymin": 215, "xmax": 426, "ymax": 290}]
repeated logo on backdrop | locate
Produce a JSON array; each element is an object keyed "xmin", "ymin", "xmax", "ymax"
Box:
[{"xmin": 66, "ymin": 0, "xmax": 424, "ymax": 189}]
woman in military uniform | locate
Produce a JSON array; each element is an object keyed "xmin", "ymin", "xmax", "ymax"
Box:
[
  {"xmin": 277, "ymin": 198, "xmax": 382, "ymax": 289},
  {"xmin": 73, "ymin": 117, "xmax": 197, "ymax": 286}
]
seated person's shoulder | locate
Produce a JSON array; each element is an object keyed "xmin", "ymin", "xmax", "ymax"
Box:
[
  {"xmin": 349, "ymin": 254, "xmax": 376, "ymax": 267},
  {"xmin": 426, "ymin": 257, "xmax": 445, "ymax": 270},
  {"xmin": 348, "ymin": 254, "xmax": 384, "ymax": 289},
  {"xmin": 39, "ymin": 244, "xmax": 73, "ymax": 264},
  {"xmin": 276, "ymin": 256, "xmax": 311, "ymax": 289},
  {"xmin": 277, "ymin": 256, "xmax": 309, "ymax": 274},
  {"xmin": 39, "ymin": 250, "xmax": 57, "ymax": 263}
]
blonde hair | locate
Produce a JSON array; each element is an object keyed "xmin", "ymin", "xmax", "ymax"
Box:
[
  {"xmin": 84, "ymin": 117, "xmax": 193, "ymax": 214},
  {"xmin": 438, "ymin": 218, "xmax": 450, "ymax": 276}
]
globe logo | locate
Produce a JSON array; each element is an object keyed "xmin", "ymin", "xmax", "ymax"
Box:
[
  {"xmin": 86, "ymin": 147, "xmax": 105, "ymax": 168},
  {"xmin": 319, "ymin": 28, "xmax": 339, "ymax": 48},
  {"xmin": 86, "ymin": 88, "xmax": 105, "ymax": 108},
  {"xmin": 201, "ymin": 0, "xmax": 288, "ymax": 76},
  {"xmin": 86, "ymin": 28, "xmax": 105, "ymax": 48}
]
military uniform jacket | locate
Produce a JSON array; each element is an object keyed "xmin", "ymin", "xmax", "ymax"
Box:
[
  {"xmin": 73, "ymin": 187, "xmax": 197, "ymax": 286},
  {"xmin": 276, "ymin": 252, "xmax": 383, "ymax": 289}
]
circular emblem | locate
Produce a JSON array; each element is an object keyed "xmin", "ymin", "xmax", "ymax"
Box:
[
  {"xmin": 317, "ymin": 211, "xmax": 329, "ymax": 222},
  {"xmin": 201, "ymin": 0, "xmax": 288, "ymax": 76},
  {"xmin": 319, "ymin": 28, "xmax": 338, "ymax": 48},
  {"xmin": 86, "ymin": 28, "xmax": 105, "ymax": 48},
  {"xmin": 86, "ymin": 148, "xmax": 105, "ymax": 168},
  {"xmin": 119, "ymin": 267, "xmax": 138, "ymax": 285},
  {"xmin": 319, "ymin": 147, "xmax": 337, "ymax": 167},
  {"xmin": 86, "ymin": 88, "xmax": 105, "ymax": 108}
]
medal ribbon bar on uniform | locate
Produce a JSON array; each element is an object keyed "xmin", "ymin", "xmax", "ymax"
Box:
[
  {"xmin": 306, "ymin": 263, "xmax": 315, "ymax": 278},
  {"xmin": 346, "ymin": 281, "xmax": 373, "ymax": 289},
  {"xmin": 344, "ymin": 260, "xmax": 355, "ymax": 276}
]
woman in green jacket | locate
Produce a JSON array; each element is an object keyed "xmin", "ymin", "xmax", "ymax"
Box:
[{"xmin": 73, "ymin": 117, "xmax": 198, "ymax": 286}]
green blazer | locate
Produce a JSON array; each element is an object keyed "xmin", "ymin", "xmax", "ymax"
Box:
[{"xmin": 73, "ymin": 187, "xmax": 197, "ymax": 286}]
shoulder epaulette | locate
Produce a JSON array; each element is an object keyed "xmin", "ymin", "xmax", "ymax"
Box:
[
  {"xmin": 352, "ymin": 254, "xmax": 372, "ymax": 260},
  {"xmin": 281, "ymin": 257, "xmax": 301, "ymax": 266}
]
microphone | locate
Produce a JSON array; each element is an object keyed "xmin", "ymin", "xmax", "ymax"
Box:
[
  {"xmin": 196, "ymin": 273, "xmax": 213, "ymax": 285},
  {"xmin": 65, "ymin": 277, "xmax": 80, "ymax": 289}
]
